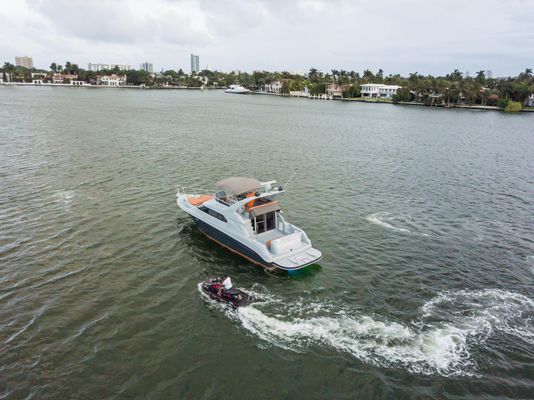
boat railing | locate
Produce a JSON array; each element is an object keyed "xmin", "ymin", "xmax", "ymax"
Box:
[
  {"xmin": 177, "ymin": 186, "xmax": 215, "ymax": 198},
  {"xmin": 177, "ymin": 185, "xmax": 280, "ymax": 206},
  {"xmin": 215, "ymin": 197, "xmax": 233, "ymax": 206},
  {"xmin": 177, "ymin": 186, "xmax": 238, "ymax": 206}
]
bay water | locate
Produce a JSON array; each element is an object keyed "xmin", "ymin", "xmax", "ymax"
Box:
[{"xmin": 1, "ymin": 87, "xmax": 533, "ymax": 398}]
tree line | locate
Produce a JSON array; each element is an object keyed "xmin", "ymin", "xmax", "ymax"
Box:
[{"xmin": 2, "ymin": 61, "xmax": 532, "ymax": 108}]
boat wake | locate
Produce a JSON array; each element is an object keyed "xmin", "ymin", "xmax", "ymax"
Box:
[
  {"xmin": 527, "ymin": 255, "xmax": 534, "ymax": 275},
  {"xmin": 366, "ymin": 212, "xmax": 429, "ymax": 237},
  {"xmin": 202, "ymin": 285, "xmax": 534, "ymax": 376}
]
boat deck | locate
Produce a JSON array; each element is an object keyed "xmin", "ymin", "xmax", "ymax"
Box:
[{"xmin": 256, "ymin": 229, "xmax": 285, "ymax": 244}]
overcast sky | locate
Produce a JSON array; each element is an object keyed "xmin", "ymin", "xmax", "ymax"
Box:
[{"xmin": 1, "ymin": 0, "xmax": 533, "ymax": 76}]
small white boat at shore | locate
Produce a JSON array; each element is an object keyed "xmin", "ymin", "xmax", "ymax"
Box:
[
  {"xmin": 225, "ymin": 84, "xmax": 250, "ymax": 94},
  {"xmin": 177, "ymin": 177, "xmax": 322, "ymax": 271}
]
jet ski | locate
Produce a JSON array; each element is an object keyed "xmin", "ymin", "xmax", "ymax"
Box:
[{"xmin": 201, "ymin": 277, "xmax": 252, "ymax": 308}]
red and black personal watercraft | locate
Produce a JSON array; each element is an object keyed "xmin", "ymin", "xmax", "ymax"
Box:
[{"xmin": 201, "ymin": 277, "xmax": 252, "ymax": 308}]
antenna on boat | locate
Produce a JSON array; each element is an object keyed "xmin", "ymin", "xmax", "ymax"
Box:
[{"xmin": 281, "ymin": 173, "xmax": 296, "ymax": 190}]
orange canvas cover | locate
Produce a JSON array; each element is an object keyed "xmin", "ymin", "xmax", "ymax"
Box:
[
  {"xmin": 245, "ymin": 192, "xmax": 256, "ymax": 210},
  {"xmin": 187, "ymin": 195, "xmax": 213, "ymax": 206}
]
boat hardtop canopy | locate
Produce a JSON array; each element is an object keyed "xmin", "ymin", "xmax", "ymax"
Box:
[
  {"xmin": 216, "ymin": 177, "xmax": 262, "ymax": 195},
  {"xmin": 248, "ymin": 201, "xmax": 281, "ymax": 217}
]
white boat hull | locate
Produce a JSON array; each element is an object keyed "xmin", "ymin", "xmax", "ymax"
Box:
[{"xmin": 177, "ymin": 194, "xmax": 321, "ymax": 271}]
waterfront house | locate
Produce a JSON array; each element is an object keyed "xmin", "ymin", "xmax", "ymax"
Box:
[
  {"xmin": 361, "ymin": 83, "xmax": 402, "ymax": 99},
  {"xmin": 98, "ymin": 74, "xmax": 126, "ymax": 86},
  {"xmin": 526, "ymin": 94, "xmax": 534, "ymax": 107},
  {"xmin": 289, "ymin": 86, "xmax": 310, "ymax": 98},
  {"xmin": 326, "ymin": 83, "xmax": 344, "ymax": 97},
  {"xmin": 264, "ymin": 81, "xmax": 282, "ymax": 93},
  {"xmin": 88, "ymin": 63, "xmax": 130, "ymax": 71},
  {"xmin": 52, "ymin": 73, "xmax": 78, "ymax": 84},
  {"xmin": 31, "ymin": 72, "xmax": 46, "ymax": 85},
  {"xmin": 197, "ymin": 75, "xmax": 209, "ymax": 86},
  {"xmin": 31, "ymin": 72, "xmax": 46, "ymax": 80}
]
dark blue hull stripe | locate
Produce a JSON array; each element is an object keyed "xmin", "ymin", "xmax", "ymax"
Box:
[{"xmin": 192, "ymin": 217, "xmax": 272, "ymax": 268}]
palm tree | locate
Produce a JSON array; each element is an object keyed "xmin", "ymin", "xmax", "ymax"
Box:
[
  {"xmin": 376, "ymin": 69, "xmax": 384, "ymax": 83},
  {"xmin": 406, "ymin": 73, "xmax": 422, "ymax": 98},
  {"xmin": 2, "ymin": 62, "xmax": 15, "ymax": 73},
  {"xmin": 339, "ymin": 70, "xmax": 348, "ymax": 84},
  {"xmin": 475, "ymin": 70, "xmax": 485, "ymax": 83},
  {"xmin": 518, "ymin": 68, "xmax": 533, "ymax": 82},
  {"xmin": 2, "ymin": 62, "xmax": 15, "ymax": 82},
  {"xmin": 447, "ymin": 82, "xmax": 460, "ymax": 105},
  {"xmin": 362, "ymin": 69, "xmax": 374, "ymax": 82},
  {"xmin": 449, "ymin": 69, "xmax": 463, "ymax": 81},
  {"xmin": 330, "ymin": 69, "xmax": 339, "ymax": 83},
  {"xmin": 308, "ymin": 68, "xmax": 319, "ymax": 83}
]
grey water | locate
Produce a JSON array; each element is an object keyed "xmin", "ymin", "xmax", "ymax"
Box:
[{"xmin": 0, "ymin": 86, "xmax": 533, "ymax": 399}]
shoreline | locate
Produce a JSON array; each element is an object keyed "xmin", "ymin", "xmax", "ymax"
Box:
[
  {"xmin": 0, "ymin": 82, "xmax": 221, "ymax": 90},
  {"xmin": 259, "ymin": 92, "xmax": 534, "ymax": 113},
  {"xmin": 341, "ymin": 97, "xmax": 534, "ymax": 112},
  {"xmin": 2, "ymin": 82, "xmax": 532, "ymax": 112}
]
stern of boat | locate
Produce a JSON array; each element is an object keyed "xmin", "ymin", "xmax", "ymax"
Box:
[{"xmin": 272, "ymin": 247, "xmax": 322, "ymax": 270}]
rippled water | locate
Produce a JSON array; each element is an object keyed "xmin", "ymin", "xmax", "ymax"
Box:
[{"xmin": 1, "ymin": 86, "xmax": 533, "ymax": 399}]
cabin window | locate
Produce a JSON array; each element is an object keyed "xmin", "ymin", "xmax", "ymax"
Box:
[{"xmin": 200, "ymin": 206, "xmax": 227, "ymax": 222}]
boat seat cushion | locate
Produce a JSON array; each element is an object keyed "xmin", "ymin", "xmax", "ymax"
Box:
[
  {"xmin": 188, "ymin": 195, "xmax": 213, "ymax": 206},
  {"xmin": 266, "ymin": 237, "xmax": 284, "ymax": 249}
]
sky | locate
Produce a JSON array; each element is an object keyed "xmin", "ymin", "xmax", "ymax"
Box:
[{"xmin": 1, "ymin": 0, "xmax": 533, "ymax": 76}]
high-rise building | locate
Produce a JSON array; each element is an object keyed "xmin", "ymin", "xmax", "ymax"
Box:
[
  {"xmin": 15, "ymin": 56, "xmax": 33, "ymax": 68},
  {"xmin": 140, "ymin": 62, "xmax": 154, "ymax": 73},
  {"xmin": 486, "ymin": 70, "xmax": 493, "ymax": 79},
  {"xmin": 190, "ymin": 54, "xmax": 199, "ymax": 73},
  {"xmin": 88, "ymin": 63, "xmax": 131, "ymax": 71}
]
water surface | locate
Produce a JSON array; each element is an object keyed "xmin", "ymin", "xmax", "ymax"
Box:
[{"xmin": 1, "ymin": 87, "xmax": 533, "ymax": 399}]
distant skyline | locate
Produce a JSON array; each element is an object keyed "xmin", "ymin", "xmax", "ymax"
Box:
[{"xmin": 1, "ymin": 0, "xmax": 533, "ymax": 76}]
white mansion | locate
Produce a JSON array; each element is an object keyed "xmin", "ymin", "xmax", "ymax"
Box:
[
  {"xmin": 360, "ymin": 84, "xmax": 402, "ymax": 99},
  {"xmin": 98, "ymin": 74, "xmax": 127, "ymax": 86}
]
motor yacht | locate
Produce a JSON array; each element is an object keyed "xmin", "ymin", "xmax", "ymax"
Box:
[
  {"xmin": 225, "ymin": 84, "xmax": 250, "ymax": 94},
  {"xmin": 177, "ymin": 177, "xmax": 322, "ymax": 271}
]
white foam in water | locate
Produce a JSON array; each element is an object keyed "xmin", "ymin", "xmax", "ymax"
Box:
[
  {"xmin": 367, "ymin": 212, "xmax": 411, "ymax": 234},
  {"xmin": 366, "ymin": 212, "xmax": 429, "ymax": 236},
  {"xmin": 202, "ymin": 287, "xmax": 534, "ymax": 376},
  {"xmin": 54, "ymin": 190, "xmax": 75, "ymax": 209},
  {"xmin": 527, "ymin": 255, "xmax": 534, "ymax": 275}
]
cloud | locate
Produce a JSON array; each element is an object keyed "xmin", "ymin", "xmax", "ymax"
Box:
[
  {"xmin": 35, "ymin": 0, "xmax": 212, "ymax": 45},
  {"xmin": 0, "ymin": 0, "xmax": 533, "ymax": 74}
]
